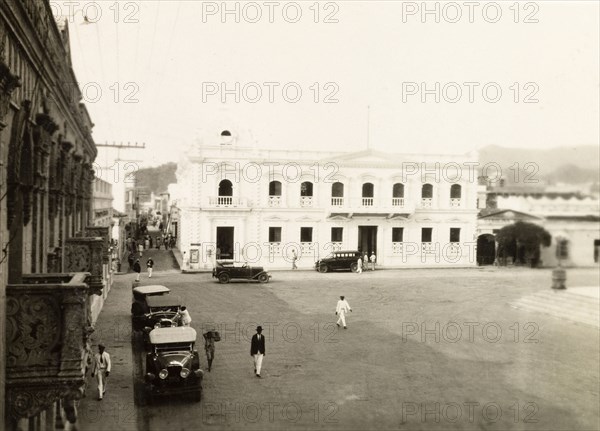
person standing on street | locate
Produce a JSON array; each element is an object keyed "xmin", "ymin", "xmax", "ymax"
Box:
[
  {"xmin": 203, "ymin": 330, "xmax": 219, "ymax": 372},
  {"xmin": 363, "ymin": 252, "xmax": 369, "ymax": 271},
  {"xmin": 146, "ymin": 257, "xmax": 154, "ymax": 278},
  {"xmin": 91, "ymin": 344, "xmax": 111, "ymax": 400},
  {"xmin": 370, "ymin": 252, "xmax": 376, "ymax": 271},
  {"xmin": 250, "ymin": 326, "xmax": 266, "ymax": 378},
  {"xmin": 291, "ymin": 249, "xmax": 298, "ymax": 270},
  {"xmin": 133, "ymin": 259, "xmax": 141, "ymax": 282},
  {"xmin": 336, "ymin": 295, "xmax": 352, "ymax": 329},
  {"xmin": 176, "ymin": 306, "xmax": 192, "ymax": 326},
  {"xmin": 138, "ymin": 242, "xmax": 144, "ymax": 257},
  {"xmin": 356, "ymin": 256, "xmax": 363, "ymax": 274}
]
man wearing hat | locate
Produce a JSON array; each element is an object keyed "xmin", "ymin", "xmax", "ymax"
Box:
[
  {"xmin": 250, "ymin": 326, "xmax": 266, "ymax": 378},
  {"xmin": 91, "ymin": 344, "xmax": 111, "ymax": 400}
]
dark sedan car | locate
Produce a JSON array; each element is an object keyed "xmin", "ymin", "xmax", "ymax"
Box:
[
  {"xmin": 212, "ymin": 260, "xmax": 271, "ymax": 284},
  {"xmin": 315, "ymin": 251, "xmax": 361, "ymax": 273}
]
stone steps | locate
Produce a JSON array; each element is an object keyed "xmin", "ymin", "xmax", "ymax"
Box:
[{"xmin": 511, "ymin": 289, "xmax": 600, "ymax": 328}]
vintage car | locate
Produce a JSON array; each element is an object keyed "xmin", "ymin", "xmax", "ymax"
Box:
[
  {"xmin": 145, "ymin": 327, "xmax": 203, "ymax": 403},
  {"xmin": 131, "ymin": 285, "xmax": 171, "ymax": 328},
  {"xmin": 133, "ymin": 294, "xmax": 183, "ymax": 332},
  {"xmin": 315, "ymin": 251, "xmax": 361, "ymax": 273},
  {"xmin": 212, "ymin": 260, "xmax": 271, "ymax": 284}
]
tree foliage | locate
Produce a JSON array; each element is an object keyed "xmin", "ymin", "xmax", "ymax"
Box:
[{"xmin": 496, "ymin": 221, "xmax": 552, "ymax": 267}]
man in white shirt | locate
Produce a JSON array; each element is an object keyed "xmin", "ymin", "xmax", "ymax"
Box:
[
  {"xmin": 177, "ymin": 306, "xmax": 192, "ymax": 326},
  {"xmin": 370, "ymin": 252, "xmax": 376, "ymax": 271},
  {"xmin": 336, "ymin": 295, "xmax": 352, "ymax": 329},
  {"xmin": 91, "ymin": 344, "xmax": 111, "ymax": 400}
]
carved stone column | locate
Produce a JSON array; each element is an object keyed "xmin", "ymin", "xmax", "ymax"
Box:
[{"xmin": 64, "ymin": 237, "xmax": 105, "ymax": 295}]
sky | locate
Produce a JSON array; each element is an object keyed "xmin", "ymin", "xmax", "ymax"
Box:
[{"xmin": 56, "ymin": 1, "xmax": 599, "ymax": 170}]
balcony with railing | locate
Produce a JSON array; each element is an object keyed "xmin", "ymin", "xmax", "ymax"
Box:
[
  {"xmin": 392, "ymin": 198, "xmax": 405, "ymax": 207},
  {"xmin": 331, "ymin": 197, "xmax": 344, "ymax": 207},
  {"xmin": 6, "ymin": 272, "xmax": 94, "ymax": 422},
  {"xmin": 300, "ymin": 196, "xmax": 314, "ymax": 207},
  {"xmin": 207, "ymin": 196, "xmax": 248, "ymax": 209},
  {"xmin": 362, "ymin": 197, "xmax": 374, "ymax": 207},
  {"xmin": 268, "ymin": 242, "xmax": 281, "ymax": 255},
  {"xmin": 422, "ymin": 242, "xmax": 436, "ymax": 253},
  {"xmin": 301, "ymin": 242, "xmax": 315, "ymax": 255},
  {"xmin": 421, "ymin": 198, "xmax": 433, "ymax": 208},
  {"xmin": 392, "ymin": 242, "xmax": 404, "ymax": 255},
  {"xmin": 450, "ymin": 198, "xmax": 461, "ymax": 208},
  {"xmin": 268, "ymin": 196, "xmax": 282, "ymax": 208}
]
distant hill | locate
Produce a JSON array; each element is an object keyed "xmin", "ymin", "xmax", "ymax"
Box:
[
  {"xmin": 134, "ymin": 162, "xmax": 177, "ymax": 194},
  {"xmin": 478, "ymin": 145, "xmax": 599, "ymax": 185}
]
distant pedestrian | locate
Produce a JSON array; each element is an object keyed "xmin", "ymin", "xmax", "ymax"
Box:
[
  {"xmin": 156, "ymin": 236, "xmax": 161, "ymax": 250},
  {"xmin": 363, "ymin": 252, "xmax": 369, "ymax": 271},
  {"xmin": 356, "ymin": 257, "xmax": 363, "ymax": 274},
  {"xmin": 91, "ymin": 344, "xmax": 111, "ymax": 400},
  {"xmin": 146, "ymin": 258, "xmax": 154, "ymax": 278},
  {"xmin": 138, "ymin": 242, "xmax": 144, "ymax": 257},
  {"xmin": 370, "ymin": 252, "xmax": 376, "ymax": 271},
  {"xmin": 250, "ymin": 326, "xmax": 266, "ymax": 378},
  {"xmin": 127, "ymin": 252, "xmax": 134, "ymax": 269},
  {"xmin": 291, "ymin": 249, "xmax": 298, "ymax": 270},
  {"xmin": 133, "ymin": 259, "xmax": 141, "ymax": 281},
  {"xmin": 203, "ymin": 330, "xmax": 220, "ymax": 372},
  {"xmin": 336, "ymin": 295, "xmax": 352, "ymax": 329}
]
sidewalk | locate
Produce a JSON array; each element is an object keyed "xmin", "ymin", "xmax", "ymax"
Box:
[{"xmin": 77, "ymin": 274, "xmax": 137, "ymax": 431}]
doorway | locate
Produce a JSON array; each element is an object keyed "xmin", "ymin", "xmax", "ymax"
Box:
[
  {"xmin": 358, "ymin": 226, "xmax": 377, "ymax": 255},
  {"xmin": 477, "ymin": 234, "xmax": 496, "ymax": 265},
  {"xmin": 216, "ymin": 227, "xmax": 234, "ymax": 259}
]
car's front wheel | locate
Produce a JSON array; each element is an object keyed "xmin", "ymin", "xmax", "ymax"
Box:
[
  {"xmin": 258, "ymin": 273, "xmax": 269, "ymax": 283},
  {"xmin": 350, "ymin": 263, "xmax": 358, "ymax": 272},
  {"xmin": 218, "ymin": 273, "xmax": 230, "ymax": 284},
  {"xmin": 318, "ymin": 265, "xmax": 329, "ymax": 273}
]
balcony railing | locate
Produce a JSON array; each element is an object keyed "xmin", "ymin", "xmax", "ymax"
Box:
[
  {"xmin": 301, "ymin": 242, "xmax": 315, "ymax": 254},
  {"xmin": 330, "ymin": 242, "xmax": 343, "ymax": 252},
  {"xmin": 300, "ymin": 196, "xmax": 314, "ymax": 207},
  {"xmin": 6, "ymin": 273, "xmax": 93, "ymax": 421},
  {"xmin": 208, "ymin": 196, "xmax": 246, "ymax": 208},
  {"xmin": 450, "ymin": 198, "xmax": 461, "ymax": 207},
  {"xmin": 421, "ymin": 198, "xmax": 433, "ymax": 208},
  {"xmin": 392, "ymin": 198, "xmax": 405, "ymax": 207},
  {"xmin": 331, "ymin": 197, "xmax": 344, "ymax": 207},
  {"xmin": 422, "ymin": 242, "xmax": 435, "ymax": 253},
  {"xmin": 268, "ymin": 195, "xmax": 281, "ymax": 207},
  {"xmin": 392, "ymin": 242, "xmax": 404, "ymax": 254},
  {"xmin": 268, "ymin": 242, "xmax": 281, "ymax": 254},
  {"xmin": 362, "ymin": 197, "xmax": 374, "ymax": 206}
]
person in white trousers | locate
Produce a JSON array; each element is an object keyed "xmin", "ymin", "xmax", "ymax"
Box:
[
  {"xmin": 91, "ymin": 344, "xmax": 111, "ymax": 400},
  {"xmin": 250, "ymin": 326, "xmax": 266, "ymax": 378},
  {"xmin": 336, "ymin": 295, "xmax": 352, "ymax": 328},
  {"xmin": 356, "ymin": 257, "xmax": 363, "ymax": 274}
]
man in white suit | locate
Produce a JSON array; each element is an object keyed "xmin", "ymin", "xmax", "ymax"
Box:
[
  {"xmin": 336, "ymin": 296, "xmax": 352, "ymax": 329},
  {"xmin": 91, "ymin": 344, "xmax": 111, "ymax": 400}
]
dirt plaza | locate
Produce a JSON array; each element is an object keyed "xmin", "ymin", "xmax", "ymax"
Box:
[{"xmin": 79, "ymin": 262, "xmax": 600, "ymax": 431}]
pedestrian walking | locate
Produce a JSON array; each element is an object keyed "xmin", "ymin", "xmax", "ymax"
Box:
[
  {"xmin": 127, "ymin": 252, "xmax": 134, "ymax": 269},
  {"xmin": 356, "ymin": 257, "xmax": 363, "ymax": 274},
  {"xmin": 133, "ymin": 259, "xmax": 141, "ymax": 282},
  {"xmin": 176, "ymin": 306, "xmax": 192, "ymax": 326},
  {"xmin": 138, "ymin": 242, "xmax": 144, "ymax": 257},
  {"xmin": 250, "ymin": 326, "xmax": 266, "ymax": 377},
  {"xmin": 91, "ymin": 344, "xmax": 111, "ymax": 400},
  {"xmin": 363, "ymin": 252, "xmax": 369, "ymax": 271},
  {"xmin": 147, "ymin": 257, "xmax": 154, "ymax": 278},
  {"xmin": 336, "ymin": 295, "xmax": 352, "ymax": 329},
  {"xmin": 291, "ymin": 249, "xmax": 298, "ymax": 270},
  {"xmin": 370, "ymin": 252, "xmax": 376, "ymax": 271},
  {"xmin": 203, "ymin": 330, "xmax": 220, "ymax": 372}
]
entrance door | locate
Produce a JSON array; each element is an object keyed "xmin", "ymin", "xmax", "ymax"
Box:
[
  {"xmin": 477, "ymin": 234, "xmax": 496, "ymax": 265},
  {"xmin": 216, "ymin": 227, "xmax": 234, "ymax": 259},
  {"xmin": 358, "ymin": 226, "xmax": 377, "ymax": 256}
]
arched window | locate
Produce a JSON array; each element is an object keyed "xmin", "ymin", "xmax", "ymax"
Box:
[
  {"xmin": 392, "ymin": 183, "xmax": 404, "ymax": 206},
  {"xmin": 300, "ymin": 182, "xmax": 313, "ymax": 197},
  {"xmin": 268, "ymin": 181, "xmax": 282, "ymax": 207},
  {"xmin": 331, "ymin": 182, "xmax": 344, "ymax": 206},
  {"xmin": 362, "ymin": 183, "xmax": 374, "ymax": 206},
  {"xmin": 218, "ymin": 179, "xmax": 233, "ymax": 196},
  {"xmin": 269, "ymin": 181, "xmax": 282, "ymax": 196},
  {"xmin": 221, "ymin": 130, "xmax": 231, "ymax": 136},
  {"xmin": 421, "ymin": 183, "xmax": 433, "ymax": 198},
  {"xmin": 450, "ymin": 184, "xmax": 462, "ymax": 199}
]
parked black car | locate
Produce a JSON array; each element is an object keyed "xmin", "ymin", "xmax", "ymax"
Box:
[
  {"xmin": 315, "ymin": 251, "xmax": 361, "ymax": 273},
  {"xmin": 145, "ymin": 327, "xmax": 203, "ymax": 403},
  {"xmin": 131, "ymin": 285, "xmax": 171, "ymax": 323},
  {"xmin": 212, "ymin": 260, "xmax": 271, "ymax": 284}
]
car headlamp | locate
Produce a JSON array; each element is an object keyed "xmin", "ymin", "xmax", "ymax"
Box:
[
  {"xmin": 180, "ymin": 368, "xmax": 190, "ymax": 378},
  {"xmin": 158, "ymin": 369, "xmax": 168, "ymax": 379}
]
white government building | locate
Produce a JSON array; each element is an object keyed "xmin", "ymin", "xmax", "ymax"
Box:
[{"xmin": 174, "ymin": 121, "xmax": 483, "ymax": 270}]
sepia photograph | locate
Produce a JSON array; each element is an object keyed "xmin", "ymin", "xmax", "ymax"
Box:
[{"xmin": 0, "ymin": 1, "xmax": 598, "ymax": 430}]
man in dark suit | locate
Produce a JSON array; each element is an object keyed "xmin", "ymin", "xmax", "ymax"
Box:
[{"xmin": 250, "ymin": 326, "xmax": 266, "ymax": 378}]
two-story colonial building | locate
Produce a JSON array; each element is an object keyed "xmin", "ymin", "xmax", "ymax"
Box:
[{"xmin": 176, "ymin": 121, "xmax": 482, "ymax": 270}]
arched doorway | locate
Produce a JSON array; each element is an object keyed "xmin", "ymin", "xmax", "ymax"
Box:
[{"xmin": 477, "ymin": 234, "xmax": 496, "ymax": 265}]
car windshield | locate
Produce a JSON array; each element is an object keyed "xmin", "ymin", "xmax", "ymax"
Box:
[{"xmin": 155, "ymin": 343, "xmax": 193, "ymax": 353}]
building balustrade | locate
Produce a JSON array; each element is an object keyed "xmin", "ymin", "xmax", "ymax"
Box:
[
  {"xmin": 6, "ymin": 273, "xmax": 94, "ymax": 423},
  {"xmin": 450, "ymin": 198, "xmax": 461, "ymax": 208},
  {"xmin": 64, "ymin": 237, "xmax": 105, "ymax": 295},
  {"xmin": 422, "ymin": 242, "xmax": 435, "ymax": 253},
  {"xmin": 208, "ymin": 196, "xmax": 246, "ymax": 208},
  {"xmin": 268, "ymin": 196, "xmax": 282, "ymax": 207},
  {"xmin": 300, "ymin": 242, "xmax": 315, "ymax": 254},
  {"xmin": 362, "ymin": 197, "xmax": 374, "ymax": 207},
  {"xmin": 392, "ymin": 242, "xmax": 404, "ymax": 254},
  {"xmin": 392, "ymin": 198, "xmax": 405, "ymax": 207},
  {"xmin": 331, "ymin": 197, "xmax": 344, "ymax": 207},
  {"xmin": 300, "ymin": 196, "xmax": 313, "ymax": 207},
  {"xmin": 421, "ymin": 198, "xmax": 433, "ymax": 208},
  {"xmin": 268, "ymin": 242, "xmax": 281, "ymax": 254}
]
